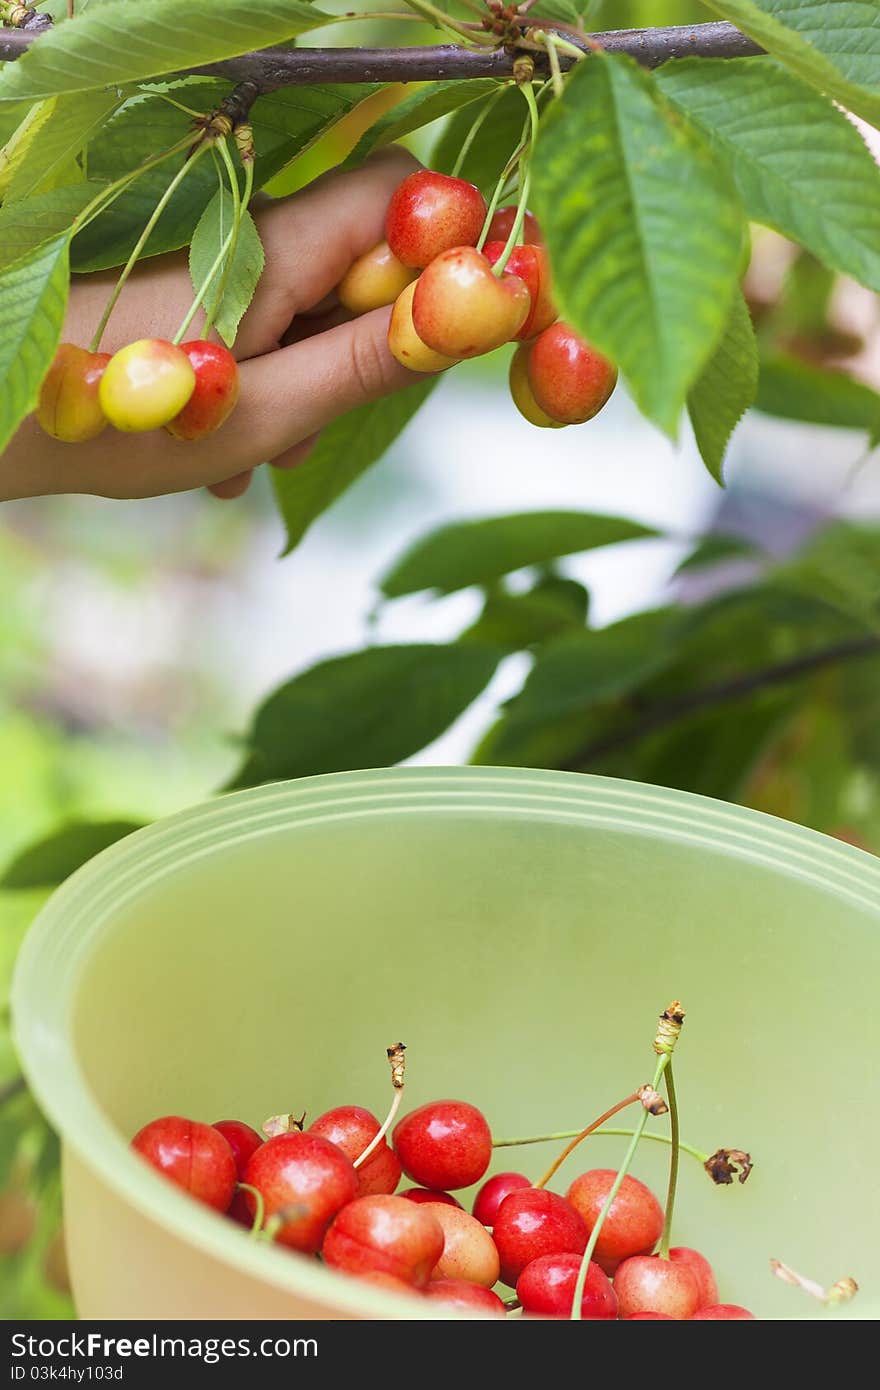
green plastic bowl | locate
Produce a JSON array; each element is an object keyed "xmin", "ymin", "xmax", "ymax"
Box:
[{"xmin": 12, "ymin": 768, "xmax": 879, "ymax": 1320}]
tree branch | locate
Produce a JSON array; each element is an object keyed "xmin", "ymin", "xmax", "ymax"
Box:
[
  {"xmin": 563, "ymin": 634, "xmax": 880, "ymax": 771},
  {"xmin": 0, "ymin": 21, "xmax": 762, "ymax": 85}
]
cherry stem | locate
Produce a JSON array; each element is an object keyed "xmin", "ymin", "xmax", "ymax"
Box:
[
  {"xmin": 353, "ymin": 1086, "xmax": 403, "ymax": 1170},
  {"xmin": 570, "ymin": 1054, "xmax": 668, "ymax": 1319},
  {"xmin": 658, "ymin": 1059, "xmax": 679, "ymax": 1259},
  {"xmin": 236, "ymin": 1181, "xmax": 265, "ymax": 1236},
  {"xmin": 492, "ymin": 1125, "xmax": 708, "ymax": 1163},
  {"xmin": 401, "ymin": 0, "xmax": 495, "ymax": 45},
  {"xmin": 533, "ymin": 1091, "xmax": 641, "ymax": 1190},
  {"xmin": 476, "ymin": 109, "xmax": 531, "ymax": 252},
  {"xmin": 542, "ymin": 30, "xmax": 565, "ymax": 97},
  {"xmin": 531, "ymin": 29, "xmax": 587, "ymax": 62},
  {"xmin": 491, "ymin": 81, "xmax": 539, "ymax": 275},
  {"xmin": 89, "ymin": 142, "xmax": 210, "ymax": 353},
  {"xmin": 451, "ymin": 82, "xmax": 508, "ymax": 180}
]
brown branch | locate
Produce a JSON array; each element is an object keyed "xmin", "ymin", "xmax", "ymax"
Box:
[
  {"xmin": 0, "ymin": 22, "xmax": 762, "ymax": 85},
  {"xmin": 562, "ymin": 634, "xmax": 880, "ymax": 772}
]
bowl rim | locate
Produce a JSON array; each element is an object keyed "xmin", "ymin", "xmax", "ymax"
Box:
[{"xmin": 12, "ymin": 766, "xmax": 880, "ymax": 1320}]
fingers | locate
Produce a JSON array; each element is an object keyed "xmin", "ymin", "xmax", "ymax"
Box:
[{"xmin": 208, "ymin": 470, "xmax": 253, "ymax": 500}]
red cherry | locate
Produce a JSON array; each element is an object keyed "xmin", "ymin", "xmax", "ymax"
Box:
[
  {"xmin": 401, "ymin": 1188, "xmax": 463, "ymax": 1208},
  {"xmin": 492, "ymin": 1188, "xmax": 587, "ymax": 1288},
  {"xmin": 36, "ymin": 344, "xmax": 111, "ymax": 443},
  {"xmin": 213, "ymin": 1119, "xmax": 263, "ymax": 1227},
  {"xmin": 509, "ymin": 342, "xmax": 565, "ymax": 429},
  {"xmin": 614, "ymin": 1254, "xmax": 702, "ymax": 1320},
  {"xmin": 517, "ymin": 1252, "xmax": 618, "ymax": 1320},
  {"xmin": 393, "ymin": 1100, "xmax": 492, "ymax": 1191},
  {"xmin": 412, "ymin": 247, "xmax": 530, "ymax": 358},
  {"xmin": 566, "ymin": 1169, "xmax": 663, "ymax": 1274},
  {"xmin": 526, "ymin": 323, "xmax": 618, "ymax": 425},
  {"xmin": 483, "ymin": 242, "xmax": 557, "ymax": 340},
  {"xmin": 243, "ymin": 1131, "xmax": 357, "ymax": 1253},
  {"xmin": 424, "ymin": 1280, "xmax": 506, "ymax": 1318},
  {"xmin": 322, "ymin": 1194, "xmax": 444, "ymax": 1288},
  {"xmin": 355, "ymin": 1270, "xmax": 420, "ymax": 1298},
  {"xmin": 691, "ymin": 1304, "xmax": 756, "ymax": 1320},
  {"xmin": 308, "ymin": 1105, "xmax": 402, "ymax": 1198},
  {"xmin": 165, "ymin": 340, "xmax": 239, "ymax": 441},
  {"xmin": 626, "ymin": 1312, "xmax": 675, "ymax": 1319},
  {"xmin": 131, "ymin": 1116, "xmax": 236, "ymax": 1213},
  {"xmin": 472, "ymin": 1172, "xmax": 531, "ymax": 1227},
  {"xmin": 423, "ymin": 1203, "xmax": 500, "ymax": 1287},
  {"xmin": 486, "ymin": 205, "xmax": 543, "ymax": 245},
  {"xmin": 669, "ymin": 1247, "xmax": 718, "ymax": 1308},
  {"xmin": 386, "ymin": 171, "xmax": 486, "ymax": 269}
]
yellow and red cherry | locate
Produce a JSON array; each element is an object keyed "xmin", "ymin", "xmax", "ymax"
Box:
[
  {"xmin": 517, "ymin": 1252, "xmax": 618, "ymax": 1320},
  {"xmin": 691, "ymin": 1303, "xmax": 756, "ymax": 1320},
  {"xmin": 483, "ymin": 242, "xmax": 557, "ymax": 340},
  {"xmin": 242, "ymin": 1131, "xmax": 358, "ymax": 1253},
  {"xmin": 423, "ymin": 1202, "xmax": 500, "ymax": 1287},
  {"xmin": 99, "ymin": 338, "xmax": 196, "ymax": 432},
  {"xmin": 526, "ymin": 323, "xmax": 618, "ymax": 426},
  {"xmin": 614, "ymin": 1253, "xmax": 702, "ymax": 1320},
  {"xmin": 472, "ymin": 1172, "xmax": 531, "ymax": 1227},
  {"xmin": 308, "ymin": 1104, "xmax": 402, "ymax": 1198},
  {"xmin": 36, "ymin": 344, "xmax": 112, "ymax": 443},
  {"xmin": 509, "ymin": 342, "xmax": 564, "ymax": 429},
  {"xmin": 322, "ymin": 1194, "xmax": 444, "ymax": 1288},
  {"xmin": 388, "ymin": 281, "xmax": 459, "ymax": 374},
  {"xmin": 401, "ymin": 1188, "xmax": 463, "ymax": 1208},
  {"xmin": 412, "ymin": 247, "xmax": 529, "ymax": 359},
  {"xmin": 566, "ymin": 1170, "xmax": 663, "ymax": 1276},
  {"xmin": 213, "ymin": 1120, "xmax": 262, "ymax": 1227},
  {"xmin": 393, "ymin": 1099, "xmax": 492, "ymax": 1191},
  {"xmin": 337, "ymin": 240, "xmax": 418, "ymax": 315},
  {"xmin": 130, "ymin": 1116, "xmax": 236, "ymax": 1213},
  {"xmin": 669, "ymin": 1246, "xmax": 718, "ymax": 1307},
  {"xmin": 487, "ymin": 205, "xmax": 543, "ymax": 245},
  {"xmin": 165, "ymin": 341, "xmax": 239, "ymax": 442},
  {"xmin": 492, "ymin": 1188, "xmax": 588, "ymax": 1288},
  {"xmin": 386, "ymin": 171, "xmax": 486, "ymax": 269},
  {"xmin": 424, "ymin": 1280, "xmax": 506, "ymax": 1317}
]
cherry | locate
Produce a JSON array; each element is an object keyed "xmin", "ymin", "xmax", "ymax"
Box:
[
  {"xmin": 423, "ymin": 1202, "xmax": 500, "ymax": 1287},
  {"xmin": 337, "ymin": 240, "xmax": 418, "ymax": 315},
  {"xmin": 472, "ymin": 1172, "xmax": 531, "ymax": 1227},
  {"xmin": 566, "ymin": 1169, "xmax": 663, "ymax": 1274},
  {"xmin": 625, "ymin": 1312, "xmax": 674, "ymax": 1319},
  {"xmin": 424, "ymin": 1280, "xmax": 506, "ymax": 1318},
  {"xmin": 492, "ymin": 1188, "xmax": 587, "ymax": 1288},
  {"xmin": 526, "ymin": 323, "xmax": 618, "ymax": 425},
  {"xmin": 393, "ymin": 1099, "xmax": 492, "ymax": 1191},
  {"xmin": 388, "ymin": 281, "xmax": 458, "ymax": 374},
  {"xmin": 386, "ymin": 171, "xmax": 486, "ymax": 269},
  {"xmin": 517, "ymin": 1252, "xmax": 618, "ymax": 1320},
  {"xmin": 613, "ymin": 1254, "xmax": 702, "ymax": 1320},
  {"xmin": 669, "ymin": 1247, "xmax": 718, "ymax": 1308},
  {"xmin": 401, "ymin": 1188, "xmax": 463, "ymax": 1208},
  {"xmin": 483, "ymin": 242, "xmax": 557, "ymax": 340},
  {"xmin": 36, "ymin": 344, "xmax": 111, "ymax": 443},
  {"xmin": 322, "ymin": 1194, "xmax": 444, "ymax": 1288},
  {"xmin": 486, "ymin": 205, "xmax": 543, "ymax": 245},
  {"xmin": 99, "ymin": 338, "xmax": 196, "ymax": 432},
  {"xmin": 165, "ymin": 341, "xmax": 239, "ymax": 441},
  {"xmin": 130, "ymin": 1116, "xmax": 236, "ymax": 1214},
  {"xmin": 412, "ymin": 247, "xmax": 530, "ymax": 358},
  {"xmin": 355, "ymin": 1270, "xmax": 420, "ymax": 1298},
  {"xmin": 242, "ymin": 1131, "xmax": 357, "ymax": 1253},
  {"xmin": 691, "ymin": 1304, "xmax": 756, "ymax": 1320},
  {"xmin": 308, "ymin": 1105, "xmax": 401, "ymax": 1198},
  {"xmin": 212, "ymin": 1120, "xmax": 263, "ymax": 1227},
  {"xmin": 509, "ymin": 343, "xmax": 564, "ymax": 429}
]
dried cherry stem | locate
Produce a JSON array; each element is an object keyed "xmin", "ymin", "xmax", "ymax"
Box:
[
  {"xmin": 89, "ymin": 142, "xmax": 211, "ymax": 352},
  {"xmin": 236, "ymin": 1181, "xmax": 265, "ymax": 1235},
  {"xmin": 451, "ymin": 83, "xmax": 508, "ymax": 179},
  {"xmin": 533, "ymin": 1090, "xmax": 643, "ymax": 1190},
  {"xmin": 353, "ymin": 1042, "xmax": 406, "ymax": 1170},
  {"xmin": 657, "ymin": 1059, "xmax": 679, "ymax": 1258},
  {"xmin": 491, "ymin": 80, "xmax": 539, "ymax": 275}
]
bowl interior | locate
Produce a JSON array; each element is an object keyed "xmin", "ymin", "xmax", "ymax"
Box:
[{"xmin": 15, "ymin": 770, "xmax": 880, "ymax": 1318}]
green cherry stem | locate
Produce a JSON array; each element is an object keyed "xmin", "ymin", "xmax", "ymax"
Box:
[
  {"xmin": 658, "ymin": 1059, "xmax": 680, "ymax": 1258},
  {"xmin": 451, "ymin": 84, "xmax": 509, "ymax": 180},
  {"xmin": 401, "ymin": 0, "xmax": 495, "ymax": 44},
  {"xmin": 530, "ymin": 28, "xmax": 588, "ymax": 64},
  {"xmin": 88, "ymin": 142, "xmax": 210, "ymax": 353},
  {"xmin": 491, "ymin": 82, "xmax": 540, "ymax": 275},
  {"xmin": 533, "ymin": 1090, "xmax": 642, "ymax": 1191},
  {"xmin": 491, "ymin": 1125, "xmax": 709, "ymax": 1164},
  {"xmin": 236, "ymin": 1182, "xmax": 265, "ymax": 1236},
  {"xmin": 543, "ymin": 31, "xmax": 566, "ymax": 97},
  {"xmin": 174, "ymin": 222, "xmax": 235, "ymax": 346}
]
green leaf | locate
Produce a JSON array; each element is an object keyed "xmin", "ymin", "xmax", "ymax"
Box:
[
  {"xmin": 462, "ymin": 577, "xmax": 589, "ymax": 648},
  {"xmin": 687, "ymin": 290, "xmax": 758, "ymax": 482},
  {"xmin": 5, "ymin": 90, "xmax": 122, "ymax": 203},
  {"xmin": 381, "ymin": 511, "xmax": 660, "ymax": 598},
  {"xmin": 531, "ymin": 52, "xmax": 744, "ymax": 435},
  {"xmin": 228, "ymin": 644, "xmax": 502, "ymax": 788},
  {"xmin": 657, "ymin": 57, "xmax": 880, "ymax": 292},
  {"xmin": 0, "ymin": 99, "xmax": 56, "ymax": 197},
  {"xmin": 273, "ymin": 379, "xmax": 437, "ymax": 554},
  {"xmin": 0, "ymin": 1, "xmax": 331, "ymax": 102},
  {"xmin": 755, "ymin": 352, "xmax": 880, "ymax": 438},
  {"xmin": 189, "ymin": 188, "xmax": 264, "ymax": 347},
  {"xmin": 0, "ymin": 821, "xmax": 144, "ymax": 890},
  {"xmin": 248, "ymin": 83, "xmax": 378, "ymax": 187},
  {"xmin": 0, "ymin": 233, "xmax": 69, "ymax": 455},
  {"xmin": 0, "ymin": 181, "xmax": 102, "ymax": 271},
  {"xmin": 344, "ymin": 80, "xmax": 502, "ymax": 169},
  {"xmin": 432, "ymin": 86, "xmax": 529, "ymax": 196},
  {"xmin": 701, "ymin": 0, "xmax": 880, "ymax": 127}
]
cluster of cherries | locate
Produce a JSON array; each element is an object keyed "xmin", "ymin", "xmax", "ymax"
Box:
[
  {"xmin": 36, "ymin": 337, "xmax": 240, "ymax": 444},
  {"xmin": 337, "ymin": 169, "xmax": 619, "ymax": 428},
  {"xmin": 131, "ymin": 1096, "xmax": 754, "ymax": 1319}
]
